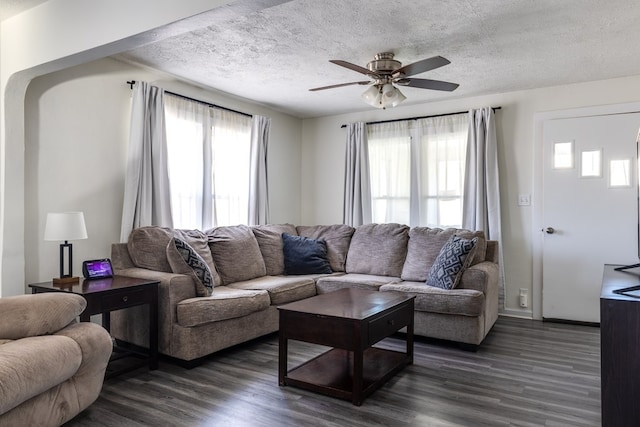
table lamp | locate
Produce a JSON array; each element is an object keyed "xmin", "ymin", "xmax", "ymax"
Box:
[{"xmin": 44, "ymin": 212, "xmax": 88, "ymax": 284}]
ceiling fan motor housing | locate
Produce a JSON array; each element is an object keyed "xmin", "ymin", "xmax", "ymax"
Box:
[{"xmin": 367, "ymin": 52, "xmax": 402, "ymax": 76}]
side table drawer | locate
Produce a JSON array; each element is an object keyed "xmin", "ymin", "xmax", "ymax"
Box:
[
  {"xmin": 368, "ymin": 303, "xmax": 413, "ymax": 345},
  {"xmin": 101, "ymin": 288, "xmax": 148, "ymax": 311}
]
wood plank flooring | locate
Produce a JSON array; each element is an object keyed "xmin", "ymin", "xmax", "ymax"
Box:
[{"xmin": 65, "ymin": 317, "xmax": 601, "ymax": 426}]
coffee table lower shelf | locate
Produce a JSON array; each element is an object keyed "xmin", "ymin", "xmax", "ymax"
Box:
[{"xmin": 283, "ymin": 346, "xmax": 410, "ymax": 403}]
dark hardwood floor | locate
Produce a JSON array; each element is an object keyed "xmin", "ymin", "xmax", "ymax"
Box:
[{"xmin": 66, "ymin": 317, "xmax": 601, "ymax": 426}]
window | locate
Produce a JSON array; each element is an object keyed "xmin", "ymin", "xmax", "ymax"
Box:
[
  {"xmin": 367, "ymin": 113, "xmax": 469, "ymax": 228},
  {"xmin": 610, "ymin": 158, "xmax": 632, "ymax": 187},
  {"xmin": 164, "ymin": 94, "xmax": 251, "ymax": 229}
]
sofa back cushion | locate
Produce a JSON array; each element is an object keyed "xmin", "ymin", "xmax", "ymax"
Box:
[
  {"xmin": 127, "ymin": 226, "xmax": 173, "ymax": 272},
  {"xmin": 401, "ymin": 227, "xmax": 487, "ymax": 282},
  {"xmin": 345, "ymin": 223, "xmax": 409, "ymax": 277},
  {"xmin": 207, "ymin": 225, "xmax": 266, "ymax": 284},
  {"xmin": 296, "ymin": 224, "xmax": 355, "ymax": 272},
  {"xmin": 127, "ymin": 226, "xmax": 217, "ymax": 275},
  {"xmin": 252, "ymin": 224, "xmax": 297, "ymax": 275}
]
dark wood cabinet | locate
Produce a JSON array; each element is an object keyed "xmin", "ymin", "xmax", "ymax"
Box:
[{"xmin": 601, "ymin": 264, "xmax": 640, "ymax": 426}]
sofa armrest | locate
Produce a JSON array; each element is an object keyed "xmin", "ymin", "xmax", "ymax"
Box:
[
  {"xmin": 0, "ymin": 293, "xmax": 86, "ymax": 340},
  {"xmin": 458, "ymin": 261, "xmax": 499, "ymax": 294},
  {"xmin": 485, "ymin": 240, "xmax": 499, "ymax": 264},
  {"xmin": 55, "ymin": 322, "xmax": 112, "ymax": 410},
  {"xmin": 114, "ymin": 267, "xmax": 197, "ymax": 323}
]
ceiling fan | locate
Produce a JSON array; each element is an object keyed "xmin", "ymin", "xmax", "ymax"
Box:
[{"xmin": 309, "ymin": 52, "xmax": 459, "ymax": 109}]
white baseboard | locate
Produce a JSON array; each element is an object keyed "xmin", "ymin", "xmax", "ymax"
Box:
[{"xmin": 499, "ymin": 308, "xmax": 534, "ymax": 319}]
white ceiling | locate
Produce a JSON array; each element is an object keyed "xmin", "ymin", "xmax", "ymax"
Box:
[{"xmin": 8, "ymin": 0, "xmax": 640, "ymax": 118}]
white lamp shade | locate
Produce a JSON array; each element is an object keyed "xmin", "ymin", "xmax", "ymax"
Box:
[{"xmin": 44, "ymin": 212, "xmax": 88, "ymax": 241}]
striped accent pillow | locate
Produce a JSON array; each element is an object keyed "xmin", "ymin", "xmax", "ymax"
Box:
[{"xmin": 426, "ymin": 235, "xmax": 478, "ymax": 290}]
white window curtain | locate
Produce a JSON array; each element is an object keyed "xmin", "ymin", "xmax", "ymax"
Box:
[
  {"xmin": 368, "ymin": 121, "xmax": 412, "ymax": 225},
  {"xmin": 120, "ymin": 81, "xmax": 173, "ymax": 242},
  {"xmin": 164, "ymin": 94, "xmax": 252, "ymax": 230},
  {"xmin": 416, "ymin": 114, "xmax": 469, "ymax": 228},
  {"xmin": 463, "ymin": 107, "xmax": 504, "ymax": 307},
  {"xmin": 366, "ymin": 113, "xmax": 468, "ymax": 227},
  {"xmin": 210, "ymin": 109, "xmax": 252, "ymax": 227},
  {"xmin": 248, "ymin": 115, "xmax": 271, "ymax": 225},
  {"xmin": 343, "ymin": 122, "xmax": 372, "ymax": 226},
  {"xmin": 164, "ymin": 94, "xmax": 210, "ymax": 230}
]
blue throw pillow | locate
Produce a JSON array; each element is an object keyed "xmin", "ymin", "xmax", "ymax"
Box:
[
  {"xmin": 426, "ymin": 235, "xmax": 478, "ymax": 290},
  {"xmin": 282, "ymin": 233, "xmax": 332, "ymax": 275}
]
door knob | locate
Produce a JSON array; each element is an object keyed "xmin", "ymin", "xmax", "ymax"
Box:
[{"xmin": 544, "ymin": 227, "xmax": 555, "ymax": 234}]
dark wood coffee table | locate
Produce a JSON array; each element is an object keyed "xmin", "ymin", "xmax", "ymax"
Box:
[{"xmin": 278, "ymin": 288, "xmax": 414, "ymax": 406}]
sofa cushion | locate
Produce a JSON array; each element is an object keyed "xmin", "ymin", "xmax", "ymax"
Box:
[
  {"xmin": 426, "ymin": 235, "xmax": 478, "ymax": 290},
  {"xmin": 380, "ymin": 282, "xmax": 485, "ymax": 316},
  {"xmin": 176, "ymin": 287, "xmax": 270, "ymax": 327},
  {"xmin": 401, "ymin": 227, "xmax": 487, "ymax": 282},
  {"xmin": 296, "ymin": 224, "xmax": 355, "ymax": 272},
  {"xmin": 166, "ymin": 237, "xmax": 216, "ymax": 297},
  {"xmin": 345, "ymin": 223, "xmax": 409, "ymax": 277},
  {"xmin": 252, "ymin": 224, "xmax": 297, "ymax": 275},
  {"xmin": 282, "ymin": 233, "xmax": 332, "ymax": 275},
  {"xmin": 127, "ymin": 226, "xmax": 173, "ymax": 272},
  {"xmin": 206, "ymin": 225, "xmax": 266, "ymax": 284},
  {"xmin": 227, "ymin": 275, "xmax": 317, "ymax": 305},
  {"xmin": 315, "ymin": 273, "xmax": 399, "ymax": 294},
  {"xmin": 127, "ymin": 226, "xmax": 217, "ymax": 275}
]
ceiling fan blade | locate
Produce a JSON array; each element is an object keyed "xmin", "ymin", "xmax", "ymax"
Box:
[
  {"xmin": 394, "ymin": 56, "xmax": 450, "ymax": 77},
  {"xmin": 309, "ymin": 81, "xmax": 371, "ymax": 91},
  {"xmin": 403, "ymin": 78, "xmax": 459, "ymax": 91},
  {"xmin": 329, "ymin": 60, "xmax": 378, "ymax": 77}
]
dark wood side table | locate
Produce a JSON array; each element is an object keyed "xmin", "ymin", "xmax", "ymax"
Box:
[
  {"xmin": 600, "ymin": 264, "xmax": 640, "ymax": 426},
  {"xmin": 29, "ymin": 275, "xmax": 159, "ymax": 378},
  {"xmin": 278, "ymin": 288, "xmax": 414, "ymax": 406}
]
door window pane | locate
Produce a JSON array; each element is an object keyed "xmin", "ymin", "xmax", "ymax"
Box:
[
  {"xmin": 554, "ymin": 141, "xmax": 574, "ymax": 169},
  {"xmin": 581, "ymin": 149, "xmax": 602, "ymax": 178},
  {"xmin": 610, "ymin": 159, "xmax": 631, "ymax": 187}
]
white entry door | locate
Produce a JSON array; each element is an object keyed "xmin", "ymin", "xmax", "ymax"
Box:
[{"xmin": 542, "ymin": 113, "xmax": 640, "ymax": 323}]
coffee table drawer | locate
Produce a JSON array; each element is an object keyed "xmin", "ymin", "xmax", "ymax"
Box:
[
  {"xmin": 368, "ymin": 303, "xmax": 413, "ymax": 345},
  {"xmin": 101, "ymin": 288, "xmax": 148, "ymax": 311}
]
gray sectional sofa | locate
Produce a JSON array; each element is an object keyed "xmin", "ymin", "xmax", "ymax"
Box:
[{"xmin": 110, "ymin": 223, "xmax": 499, "ymax": 366}]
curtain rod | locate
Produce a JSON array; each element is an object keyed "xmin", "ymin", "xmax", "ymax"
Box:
[
  {"xmin": 126, "ymin": 81, "xmax": 252, "ymax": 118},
  {"xmin": 339, "ymin": 106, "xmax": 501, "ymax": 128}
]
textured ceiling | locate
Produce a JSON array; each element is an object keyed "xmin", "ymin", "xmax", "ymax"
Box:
[{"xmin": 116, "ymin": 0, "xmax": 640, "ymax": 118}]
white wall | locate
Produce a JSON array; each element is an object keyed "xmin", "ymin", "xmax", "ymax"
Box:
[
  {"xmin": 301, "ymin": 74, "xmax": 640, "ymax": 317},
  {"xmin": 1, "ymin": 0, "xmax": 235, "ymax": 296},
  {"xmin": 24, "ymin": 57, "xmax": 302, "ymax": 285}
]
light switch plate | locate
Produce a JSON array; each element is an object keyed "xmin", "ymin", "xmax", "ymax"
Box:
[{"xmin": 518, "ymin": 194, "xmax": 531, "ymax": 206}]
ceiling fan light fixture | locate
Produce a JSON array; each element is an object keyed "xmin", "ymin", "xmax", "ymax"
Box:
[
  {"xmin": 361, "ymin": 85, "xmax": 382, "ymax": 107},
  {"xmin": 381, "ymin": 83, "xmax": 406, "ymax": 108}
]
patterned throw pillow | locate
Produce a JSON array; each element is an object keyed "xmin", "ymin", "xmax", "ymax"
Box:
[
  {"xmin": 426, "ymin": 235, "xmax": 478, "ymax": 290},
  {"xmin": 282, "ymin": 233, "xmax": 332, "ymax": 275},
  {"xmin": 169, "ymin": 237, "xmax": 214, "ymax": 297}
]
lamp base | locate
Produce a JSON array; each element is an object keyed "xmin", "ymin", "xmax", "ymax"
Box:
[{"xmin": 53, "ymin": 276, "xmax": 80, "ymax": 285}]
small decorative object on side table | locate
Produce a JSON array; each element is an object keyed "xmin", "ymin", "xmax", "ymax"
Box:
[{"xmin": 29, "ymin": 275, "xmax": 159, "ymax": 378}]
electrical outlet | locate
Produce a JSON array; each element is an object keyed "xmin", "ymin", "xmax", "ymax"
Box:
[
  {"xmin": 519, "ymin": 288, "xmax": 529, "ymax": 308},
  {"xmin": 518, "ymin": 194, "xmax": 531, "ymax": 206}
]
